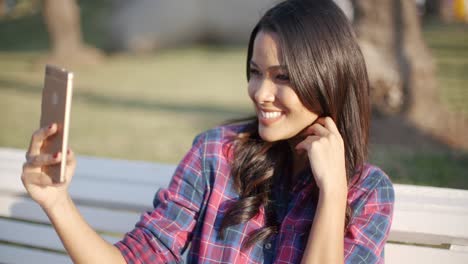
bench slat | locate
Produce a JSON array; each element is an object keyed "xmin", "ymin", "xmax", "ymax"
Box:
[
  {"xmin": 0, "ymin": 244, "xmax": 71, "ymax": 264},
  {"xmin": 0, "ymin": 148, "xmax": 170, "ymax": 211},
  {"xmin": 0, "ymin": 218, "xmax": 120, "ymax": 252},
  {"xmin": 2, "ymin": 147, "xmax": 468, "ymax": 254},
  {"xmin": 391, "ymin": 184, "xmax": 468, "ymax": 246},
  {"xmin": 0, "ymin": 194, "xmax": 141, "ymax": 234},
  {"xmin": 69, "ymin": 179, "xmax": 156, "ymax": 210},
  {"xmin": 385, "ymin": 243, "xmax": 468, "ymax": 263},
  {"xmin": 451, "ymin": 245, "xmax": 468, "ymax": 252},
  {"xmin": 75, "ymin": 155, "xmax": 176, "ymax": 184},
  {"xmin": 1, "ymin": 171, "xmax": 157, "ymax": 211},
  {"xmin": 0, "ymin": 147, "xmax": 174, "ymax": 184}
]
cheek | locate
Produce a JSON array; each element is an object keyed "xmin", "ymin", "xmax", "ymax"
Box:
[
  {"xmin": 280, "ymin": 89, "xmax": 319, "ymax": 122},
  {"xmin": 277, "ymin": 87, "xmax": 301, "ymax": 109}
]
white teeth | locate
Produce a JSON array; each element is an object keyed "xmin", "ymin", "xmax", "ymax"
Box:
[{"xmin": 261, "ymin": 111, "xmax": 282, "ymax": 119}]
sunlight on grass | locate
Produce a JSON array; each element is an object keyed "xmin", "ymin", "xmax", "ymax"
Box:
[
  {"xmin": 0, "ymin": 49, "xmax": 252, "ymax": 162},
  {"xmin": 423, "ymin": 22, "xmax": 468, "ymax": 115}
]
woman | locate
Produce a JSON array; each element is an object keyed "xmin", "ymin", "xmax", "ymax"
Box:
[{"xmin": 21, "ymin": 0, "xmax": 394, "ymax": 263}]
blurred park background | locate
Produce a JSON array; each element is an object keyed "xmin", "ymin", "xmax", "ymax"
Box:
[{"xmin": 0, "ymin": 0, "xmax": 467, "ymax": 189}]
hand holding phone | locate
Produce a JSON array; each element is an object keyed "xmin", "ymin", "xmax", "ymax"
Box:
[{"xmin": 21, "ymin": 64, "xmax": 76, "ymax": 210}]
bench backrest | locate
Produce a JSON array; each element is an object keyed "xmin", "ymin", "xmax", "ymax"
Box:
[{"xmin": 0, "ymin": 147, "xmax": 467, "ymax": 263}]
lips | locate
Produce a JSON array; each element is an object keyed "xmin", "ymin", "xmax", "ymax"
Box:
[
  {"xmin": 261, "ymin": 111, "xmax": 281, "ymax": 119},
  {"xmin": 258, "ymin": 109, "xmax": 284, "ymax": 125}
]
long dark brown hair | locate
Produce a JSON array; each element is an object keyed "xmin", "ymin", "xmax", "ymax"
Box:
[{"xmin": 220, "ymin": 0, "xmax": 371, "ymax": 248}]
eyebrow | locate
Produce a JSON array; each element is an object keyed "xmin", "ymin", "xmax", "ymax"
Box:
[{"xmin": 250, "ymin": 60, "xmax": 287, "ymax": 71}]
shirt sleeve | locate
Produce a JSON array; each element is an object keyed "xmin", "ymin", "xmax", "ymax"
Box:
[
  {"xmin": 114, "ymin": 133, "xmax": 208, "ymax": 264},
  {"xmin": 344, "ymin": 168, "xmax": 395, "ymax": 264}
]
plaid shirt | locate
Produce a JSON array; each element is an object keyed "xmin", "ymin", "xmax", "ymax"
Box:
[{"xmin": 115, "ymin": 124, "xmax": 394, "ymax": 264}]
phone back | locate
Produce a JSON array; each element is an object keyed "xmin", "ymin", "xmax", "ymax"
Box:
[{"xmin": 40, "ymin": 65, "xmax": 73, "ymax": 183}]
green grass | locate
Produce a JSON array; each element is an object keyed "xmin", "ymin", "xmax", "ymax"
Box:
[
  {"xmin": 0, "ymin": 49, "xmax": 251, "ymax": 162},
  {"xmin": 0, "ymin": 2, "xmax": 467, "ymax": 189},
  {"xmin": 370, "ymin": 145, "xmax": 468, "ymax": 189},
  {"xmin": 422, "ymin": 22, "xmax": 468, "ymax": 114}
]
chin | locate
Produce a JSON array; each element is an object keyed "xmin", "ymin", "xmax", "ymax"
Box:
[
  {"xmin": 258, "ymin": 125, "xmax": 286, "ymax": 142},
  {"xmin": 258, "ymin": 123, "xmax": 305, "ymax": 143}
]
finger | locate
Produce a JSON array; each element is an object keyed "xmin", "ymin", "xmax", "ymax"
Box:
[
  {"xmin": 309, "ymin": 123, "xmax": 329, "ymax": 137},
  {"xmin": 316, "ymin": 117, "xmax": 340, "ymax": 135},
  {"xmin": 296, "ymin": 126, "xmax": 313, "ymax": 139},
  {"xmin": 297, "ymin": 123, "xmax": 326, "ymax": 139},
  {"xmin": 24, "ymin": 152, "xmax": 61, "ymax": 168},
  {"xmin": 28, "ymin": 123, "xmax": 58, "ymax": 156},
  {"xmin": 65, "ymin": 148, "xmax": 76, "ymax": 165},
  {"xmin": 295, "ymin": 135, "xmax": 320, "ymax": 152}
]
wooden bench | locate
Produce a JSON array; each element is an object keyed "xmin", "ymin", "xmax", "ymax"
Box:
[{"xmin": 1, "ymin": 147, "xmax": 467, "ymax": 263}]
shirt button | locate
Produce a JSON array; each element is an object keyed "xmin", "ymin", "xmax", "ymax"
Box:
[{"xmin": 265, "ymin": 243, "xmax": 272, "ymax": 249}]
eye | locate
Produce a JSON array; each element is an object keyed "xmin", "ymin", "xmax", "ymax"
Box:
[
  {"xmin": 276, "ymin": 73, "xmax": 290, "ymax": 81},
  {"xmin": 249, "ymin": 68, "xmax": 261, "ymax": 76}
]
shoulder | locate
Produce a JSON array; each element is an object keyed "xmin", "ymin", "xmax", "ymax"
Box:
[
  {"xmin": 344, "ymin": 165, "xmax": 394, "ymax": 261},
  {"xmin": 352, "ymin": 164, "xmax": 393, "ymax": 192},
  {"xmin": 192, "ymin": 122, "xmax": 250, "ymax": 148},
  {"xmin": 348, "ymin": 164, "xmax": 395, "ymax": 207},
  {"xmin": 193, "ymin": 123, "xmax": 247, "ymax": 144},
  {"xmin": 190, "ymin": 122, "xmax": 250, "ymax": 158}
]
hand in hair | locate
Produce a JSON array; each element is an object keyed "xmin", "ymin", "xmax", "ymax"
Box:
[
  {"xmin": 296, "ymin": 117, "xmax": 347, "ymax": 264},
  {"xmin": 295, "ymin": 116, "xmax": 347, "ymax": 197}
]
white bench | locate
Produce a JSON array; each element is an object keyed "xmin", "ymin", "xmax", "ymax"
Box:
[{"xmin": 0, "ymin": 147, "xmax": 467, "ymax": 263}]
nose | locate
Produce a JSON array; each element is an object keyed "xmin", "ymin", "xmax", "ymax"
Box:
[{"xmin": 252, "ymin": 80, "xmax": 275, "ymax": 104}]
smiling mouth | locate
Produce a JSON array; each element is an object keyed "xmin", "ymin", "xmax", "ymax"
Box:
[
  {"xmin": 261, "ymin": 111, "xmax": 282, "ymax": 119},
  {"xmin": 258, "ymin": 110, "xmax": 283, "ymax": 125}
]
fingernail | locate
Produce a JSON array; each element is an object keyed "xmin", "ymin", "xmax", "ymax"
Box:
[
  {"xmin": 53, "ymin": 152, "xmax": 59, "ymax": 158},
  {"xmin": 67, "ymin": 149, "xmax": 70, "ymax": 155}
]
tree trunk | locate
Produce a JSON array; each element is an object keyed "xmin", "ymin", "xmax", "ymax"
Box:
[
  {"xmin": 0, "ymin": 0, "xmax": 5, "ymax": 17},
  {"xmin": 42, "ymin": 0, "xmax": 102, "ymax": 66},
  {"xmin": 353, "ymin": 0, "xmax": 468, "ymax": 149},
  {"xmin": 425, "ymin": 0, "xmax": 453, "ymax": 21},
  {"xmin": 401, "ymin": 0, "xmax": 468, "ymax": 149},
  {"xmin": 353, "ymin": 0, "xmax": 406, "ymax": 115}
]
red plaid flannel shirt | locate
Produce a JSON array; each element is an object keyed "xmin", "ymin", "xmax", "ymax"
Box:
[{"xmin": 115, "ymin": 124, "xmax": 394, "ymax": 263}]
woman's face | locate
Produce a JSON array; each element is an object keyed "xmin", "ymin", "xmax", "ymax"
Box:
[{"xmin": 248, "ymin": 31, "xmax": 319, "ymax": 142}]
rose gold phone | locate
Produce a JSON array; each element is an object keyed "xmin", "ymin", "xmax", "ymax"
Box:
[{"xmin": 39, "ymin": 65, "xmax": 73, "ymax": 183}]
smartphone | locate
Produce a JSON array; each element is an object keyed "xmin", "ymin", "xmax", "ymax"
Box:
[{"xmin": 39, "ymin": 65, "xmax": 74, "ymax": 183}]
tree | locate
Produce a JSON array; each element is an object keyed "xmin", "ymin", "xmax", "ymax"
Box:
[
  {"xmin": 0, "ymin": 0, "xmax": 5, "ymax": 16},
  {"xmin": 353, "ymin": 0, "xmax": 468, "ymax": 149},
  {"xmin": 426, "ymin": 0, "xmax": 457, "ymax": 22},
  {"xmin": 42, "ymin": 0, "xmax": 102, "ymax": 66}
]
